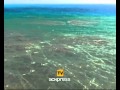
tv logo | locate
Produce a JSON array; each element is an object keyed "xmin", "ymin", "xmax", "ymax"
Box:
[
  {"xmin": 57, "ymin": 69, "xmax": 64, "ymax": 77},
  {"xmin": 49, "ymin": 69, "xmax": 70, "ymax": 82}
]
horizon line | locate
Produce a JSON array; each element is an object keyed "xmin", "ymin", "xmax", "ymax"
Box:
[{"xmin": 4, "ymin": 3, "xmax": 116, "ymax": 5}]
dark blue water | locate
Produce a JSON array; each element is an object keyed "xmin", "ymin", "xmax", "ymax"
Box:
[{"xmin": 4, "ymin": 4, "xmax": 116, "ymax": 16}]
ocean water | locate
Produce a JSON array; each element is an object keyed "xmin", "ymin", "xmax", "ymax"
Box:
[{"xmin": 4, "ymin": 4, "xmax": 116, "ymax": 89}]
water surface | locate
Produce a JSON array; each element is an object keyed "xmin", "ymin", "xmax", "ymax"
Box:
[{"xmin": 4, "ymin": 4, "xmax": 116, "ymax": 89}]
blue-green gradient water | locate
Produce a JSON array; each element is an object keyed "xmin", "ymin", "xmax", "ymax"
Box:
[{"xmin": 4, "ymin": 4, "xmax": 116, "ymax": 89}]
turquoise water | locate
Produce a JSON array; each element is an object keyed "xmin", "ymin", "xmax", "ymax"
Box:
[{"xmin": 4, "ymin": 4, "xmax": 116, "ymax": 89}]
